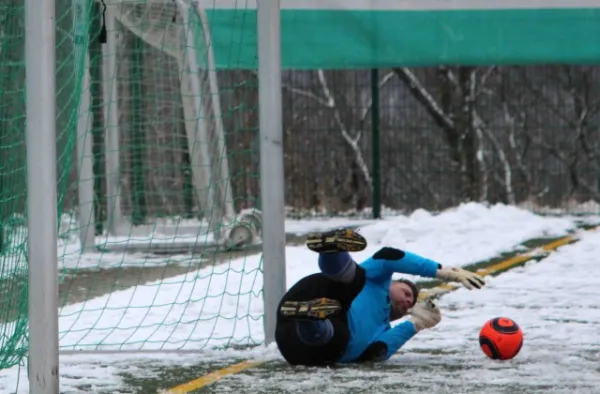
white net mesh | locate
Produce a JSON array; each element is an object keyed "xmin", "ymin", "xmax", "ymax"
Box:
[{"xmin": 102, "ymin": 0, "xmax": 237, "ymax": 242}]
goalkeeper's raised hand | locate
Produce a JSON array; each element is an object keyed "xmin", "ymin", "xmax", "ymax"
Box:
[
  {"xmin": 435, "ymin": 266, "xmax": 485, "ymax": 290},
  {"xmin": 409, "ymin": 300, "xmax": 442, "ymax": 332}
]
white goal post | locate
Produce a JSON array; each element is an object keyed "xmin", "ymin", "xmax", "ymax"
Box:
[
  {"xmin": 27, "ymin": 0, "xmax": 285, "ymax": 392},
  {"xmin": 76, "ymin": 0, "xmax": 263, "ymax": 254}
]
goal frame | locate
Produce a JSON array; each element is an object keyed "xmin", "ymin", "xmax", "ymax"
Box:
[
  {"xmin": 26, "ymin": 0, "xmax": 285, "ymax": 392},
  {"xmin": 77, "ymin": 0, "xmax": 240, "ymax": 254}
]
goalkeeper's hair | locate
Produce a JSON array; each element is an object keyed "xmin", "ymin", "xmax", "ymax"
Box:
[{"xmin": 394, "ymin": 279, "xmax": 419, "ymax": 307}]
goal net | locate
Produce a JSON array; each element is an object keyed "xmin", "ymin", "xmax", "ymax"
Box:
[
  {"xmin": 0, "ymin": 1, "xmax": 28, "ymax": 371},
  {"xmin": 89, "ymin": 0, "xmax": 261, "ymax": 252},
  {"xmin": 0, "ymin": 0, "xmax": 264, "ymax": 377},
  {"xmin": 66, "ymin": 0, "xmax": 264, "ymax": 349}
]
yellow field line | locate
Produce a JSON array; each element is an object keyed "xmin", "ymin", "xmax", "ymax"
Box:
[
  {"xmin": 162, "ymin": 360, "xmax": 264, "ymax": 394},
  {"xmin": 420, "ymin": 231, "xmax": 583, "ymax": 300},
  {"xmin": 163, "ymin": 228, "xmax": 593, "ymax": 393}
]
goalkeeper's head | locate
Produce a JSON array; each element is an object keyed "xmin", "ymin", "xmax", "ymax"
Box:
[{"xmin": 389, "ymin": 279, "xmax": 419, "ymax": 321}]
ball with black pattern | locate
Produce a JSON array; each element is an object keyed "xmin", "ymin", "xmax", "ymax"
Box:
[{"xmin": 479, "ymin": 317, "xmax": 523, "ymax": 360}]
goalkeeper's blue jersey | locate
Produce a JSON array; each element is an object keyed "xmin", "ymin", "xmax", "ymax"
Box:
[{"xmin": 339, "ymin": 252, "xmax": 439, "ymax": 363}]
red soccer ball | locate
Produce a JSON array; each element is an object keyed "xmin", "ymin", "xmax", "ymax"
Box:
[{"xmin": 479, "ymin": 317, "xmax": 523, "ymax": 360}]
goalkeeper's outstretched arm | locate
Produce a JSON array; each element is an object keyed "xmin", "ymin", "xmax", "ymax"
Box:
[
  {"xmin": 360, "ymin": 247, "xmax": 485, "ymax": 290},
  {"xmin": 362, "ymin": 300, "xmax": 443, "ymax": 362},
  {"xmin": 359, "ymin": 247, "xmax": 440, "ymax": 280}
]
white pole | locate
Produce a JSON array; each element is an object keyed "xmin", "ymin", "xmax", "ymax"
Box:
[
  {"xmin": 102, "ymin": 6, "xmax": 124, "ymax": 235},
  {"xmin": 75, "ymin": 0, "xmax": 96, "ymax": 253},
  {"xmin": 76, "ymin": 53, "xmax": 96, "ymax": 252},
  {"xmin": 196, "ymin": 7, "xmax": 235, "ymax": 220},
  {"xmin": 25, "ymin": 0, "xmax": 60, "ymax": 391},
  {"xmin": 257, "ymin": 0, "xmax": 285, "ymax": 345},
  {"xmin": 176, "ymin": 1, "xmax": 221, "ymax": 238}
]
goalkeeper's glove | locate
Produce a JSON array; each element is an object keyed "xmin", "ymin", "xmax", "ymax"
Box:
[
  {"xmin": 435, "ymin": 265, "xmax": 485, "ymax": 290},
  {"xmin": 409, "ymin": 300, "xmax": 441, "ymax": 332}
]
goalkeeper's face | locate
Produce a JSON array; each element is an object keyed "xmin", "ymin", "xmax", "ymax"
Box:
[{"xmin": 389, "ymin": 282, "xmax": 415, "ymax": 321}]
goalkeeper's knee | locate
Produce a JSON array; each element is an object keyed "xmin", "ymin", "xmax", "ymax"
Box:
[{"xmin": 296, "ymin": 320, "xmax": 334, "ymax": 346}]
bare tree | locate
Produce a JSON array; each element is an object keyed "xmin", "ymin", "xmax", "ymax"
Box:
[
  {"xmin": 520, "ymin": 66, "xmax": 600, "ymax": 203},
  {"xmin": 393, "ymin": 66, "xmax": 491, "ymax": 202},
  {"xmin": 497, "ymin": 72, "xmax": 535, "ymax": 202},
  {"xmin": 281, "ymin": 69, "xmax": 394, "ymax": 212}
]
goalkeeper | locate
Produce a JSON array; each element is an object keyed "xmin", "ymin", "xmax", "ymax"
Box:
[{"xmin": 275, "ymin": 228, "xmax": 485, "ymax": 365}]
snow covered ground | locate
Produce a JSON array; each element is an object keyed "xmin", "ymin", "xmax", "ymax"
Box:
[
  {"xmin": 1, "ymin": 213, "xmax": 376, "ymax": 274},
  {"xmin": 1, "ymin": 203, "xmax": 594, "ymax": 273},
  {"xmin": 0, "ymin": 203, "xmax": 599, "ymax": 393},
  {"xmin": 211, "ymin": 228, "xmax": 600, "ymax": 394}
]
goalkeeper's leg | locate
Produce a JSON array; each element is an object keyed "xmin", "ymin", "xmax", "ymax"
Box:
[
  {"xmin": 275, "ymin": 229, "xmax": 367, "ymax": 365},
  {"xmin": 280, "ymin": 228, "xmax": 367, "ymax": 319},
  {"xmin": 275, "ymin": 273, "xmax": 359, "ymax": 366}
]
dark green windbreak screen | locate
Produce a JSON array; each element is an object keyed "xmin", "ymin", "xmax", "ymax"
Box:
[{"xmin": 202, "ymin": 5, "xmax": 600, "ymax": 69}]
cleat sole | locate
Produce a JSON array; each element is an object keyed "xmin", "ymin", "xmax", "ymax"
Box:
[
  {"xmin": 306, "ymin": 229, "xmax": 367, "ymax": 253},
  {"xmin": 280, "ymin": 298, "xmax": 342, "ymax": 320}
]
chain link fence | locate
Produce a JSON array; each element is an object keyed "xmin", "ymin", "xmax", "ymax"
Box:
[
  {"xmin": 65, "ymin": 64, "xmax": 600, "ymax": 222},
  {"xmin": 279, "ymin": 66, "xmax": 600, "ymax": 216},
  {"xmin": 213, "ymin": 66, "xmax": 600, "ymax": 217},
  {"xmin": 4, "ymin": 4, "xmax": 600, "ymax": 224}
]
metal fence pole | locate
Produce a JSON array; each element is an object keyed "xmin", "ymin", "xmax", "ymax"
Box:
[
  {"xmin": 25, "ymin": 0, "xmax": 60, "ymax": 391},
  {"xmin": 371, "ymin": 68, "xmax": 381, "ymax": 219},
  {"xmin": 258, "ymin": 0, "xmax": 286, "ymax": 345}
]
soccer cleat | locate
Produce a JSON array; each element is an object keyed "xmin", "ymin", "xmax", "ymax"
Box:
[
  {"xmin": 280, "ymin": 298, "xmax": 342, "ymax": 320},
  {"xmin": 306, "ymin": 228, "xmax": 367, "ymax": 253}
]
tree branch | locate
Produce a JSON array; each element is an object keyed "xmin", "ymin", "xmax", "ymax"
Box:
[
  {"xmin": 316, "ymin": 70, "xmax": 372, "ymax": 188},
  {"xmin": 392, "ymin": 67, "xmax": 455, "ymax": 131},
  {"xmin": 316, "ymin": 70, "xmax": 373, "ymax": 189},
  {"xmin": 503, "ymin": 101, "xmax": 531, "ymax": 186},
  {"xmin": 474, "ymin": 112, "xmax": 515, "ymax": 204},
  {"xmin": 284, "ymin": 86, "xmax": 332, "ymax": 108},
  {"xmin": 467, "ymin": 69, "xmax": 489, "ymax": 201},
  {"xmin": 535, "ymin": 134, "xmax": 600, "ymax": 201},
  {"xmin": 359, "ymin": 71, "xmax": 395, "ymax": 125}
]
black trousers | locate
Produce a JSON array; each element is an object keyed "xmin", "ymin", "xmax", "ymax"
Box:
[{"xmin": 275, "ymin": 266, "xmax": 366, "ymax": 366}]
